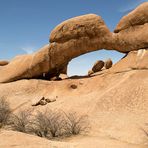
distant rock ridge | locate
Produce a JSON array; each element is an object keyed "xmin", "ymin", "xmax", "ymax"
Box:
[{"xmin": 0, "ymin": 2, "xmax": 147, "ymax": 83}]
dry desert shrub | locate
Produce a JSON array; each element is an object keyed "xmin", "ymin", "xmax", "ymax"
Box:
[
  {"xmin": 10, "ymin": 108, "xmax": 33, "ymax": 133},
  {"xmin": 63, "ymin": 111, "xmax": 90, "ymax": 135},
  {"xmin": 31, "ymin": 110, "xmax": 90, "ymax": 139},
  {"xmin": 0, "ymin": 98, "xmax": 11, "ymax": 128},
  {"xmin": 9, "ymin": 108, "xmax": 90, "ymax": 139},
  {"xmin": 30, "ymin": 109, "xmax": 68, "ymax": 139}
]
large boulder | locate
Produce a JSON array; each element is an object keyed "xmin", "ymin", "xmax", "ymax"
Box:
[
  {"xmin": 92, "ymin": 60, "xmax": 104, "ymax": 72},
  {"xmin": 113, "ymin": 2, "xmax": 148, "ymax": 52},
  {"xmin": 114, "ymin": 2, "xmax": 148, "ymax": 33},
  {"xmin": 88, "ymin": 60, "xmax": 104, "ymax": 76},
  {"xmin": 49, "ymin": 14, "xmax": 114, "ymax": 69},
  {"xmin": 50, "ymin": 14, "xmax": 112, "ymax": 44}
]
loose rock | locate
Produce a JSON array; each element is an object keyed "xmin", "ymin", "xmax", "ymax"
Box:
[
  {"xmin": 104, "ymin": 59, "xmax": 113, "ymax": 69},
  {"xmin": 92, "ymin": 60, "xmax": 104, "ymax": 72}
]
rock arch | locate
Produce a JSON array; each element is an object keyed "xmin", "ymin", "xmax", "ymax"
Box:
[{"xmin": 0, "ymin": 2, "xmax": 147, "ymax": 83}]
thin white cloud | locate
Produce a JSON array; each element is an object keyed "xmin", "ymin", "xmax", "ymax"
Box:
[
  {"xmin": 21, "ymin": 47, "xmax": 34, "ymax": 54},
  {"xmin": 119, "ymin": 0, "xmax": 146, "ymax": 13}
]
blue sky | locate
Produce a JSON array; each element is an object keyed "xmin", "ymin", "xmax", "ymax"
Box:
[{"xmin": 0, "ymin": 0, "xmax": 146, "ymax": 76}]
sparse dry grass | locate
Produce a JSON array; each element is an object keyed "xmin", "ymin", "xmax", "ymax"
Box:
[{"xmin": 0, "ymin": 98, "xmax": 11, "ymax": 128}]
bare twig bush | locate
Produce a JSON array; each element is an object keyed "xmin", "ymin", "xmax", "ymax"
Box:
[
  {"xmin": 0, "ymin": 98, "xmax": 11, "ymax": 128},
  {"xmin": 9, "ymin": 108, "xmax": 90, "ymax": 140},
  {"xmin": 31, "ymin": 109, "xmax": 90, "ymax": 139},
  {"xmin": 30, "ymin": 109, "xmax": 69, "ymax": 139},
  {"xmin": 63, "ymin": 112, "xmax": 90, "ymax": 135},
  {"xmin": 10, "ymin": 108, "xmax": 33, "ymax": 133}
]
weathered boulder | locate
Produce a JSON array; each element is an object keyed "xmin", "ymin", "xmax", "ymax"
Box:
[
  {"xmin": 113, "ymin": 2, "xmax": 148, "ymax": 52},
  {"xmin": 113, "ymin": 23, "xmax": 148, "ymax": 52},
  {"xmin": 92, "ymin": 60, "xmax": 104, "ymax": 72},
  {"xmin": 0, "ymin": 60, "xmax": 9, "ymax": 66},
  {"xmin": 104, "ymin": 58, "xmax": 113, "ymax": 69},
  {"xmin": 49, "ymin": 14, "xmax": 114, "ymax": 69},
  {"xmin": 88, "ymin": 60, "xmax": 104, "ymax": 76},
  {"xmin": 114, "ymin": 2, "xmax": 148, "ymax": 33},
  {"xmin": 50, "ymin": 14, "xmax": 112, "ymax": 44}
]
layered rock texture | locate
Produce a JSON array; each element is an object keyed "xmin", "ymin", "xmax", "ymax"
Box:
[{"xmin": 0, "ymin": 2, "xmax": 147, "ymax": 83}]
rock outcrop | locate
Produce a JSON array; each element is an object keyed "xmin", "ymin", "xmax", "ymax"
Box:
[
  {"xmin": 113, "ymin": 2, "xmax": 148, "ymax": 52},
  {"xmin": 0, "ymin": 50, "xmax": 147, "ymax": 148},
  {"xmin": 49, "ymin": 14, "xmax": 113, "ymax": 70},
  {"xmin": 0, "ymin": 2, "xmax": 147, "ymax": 83},
  {"xmin": 32, "ymin": 96, "xmax": 56, "ymax": 106},
  {"xmin": 0, "ymin": 45, "xmax": 51, "ymax": 83},
  {"xmin": 114, "ymin": 2, "xmax": 148, "ymax": 33},
  {"xmin": 0, "ymin": 60, "xmax": 9, "ymax": 66}
]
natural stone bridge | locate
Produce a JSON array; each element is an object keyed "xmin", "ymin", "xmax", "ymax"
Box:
[{"xmin": 0, "ymin": 2, "xmax": 147, "ymax": 83}]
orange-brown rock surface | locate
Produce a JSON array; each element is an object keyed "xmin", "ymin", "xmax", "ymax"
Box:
[
  {"xmin": 114, "ymin": 2, "xmax": 148, "ymax": 33},
  {"xmin": 0, "ymin": 3, "xmax": 147, "ymax": 83},
  {"xmin": 113, "ymin": 2, "xmax": 148, "ymax": 52}
]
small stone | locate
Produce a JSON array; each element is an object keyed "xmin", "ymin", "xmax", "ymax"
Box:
[{"xmin": 104, "ymin": 58, "xmax": 113, "ymax": 69}]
